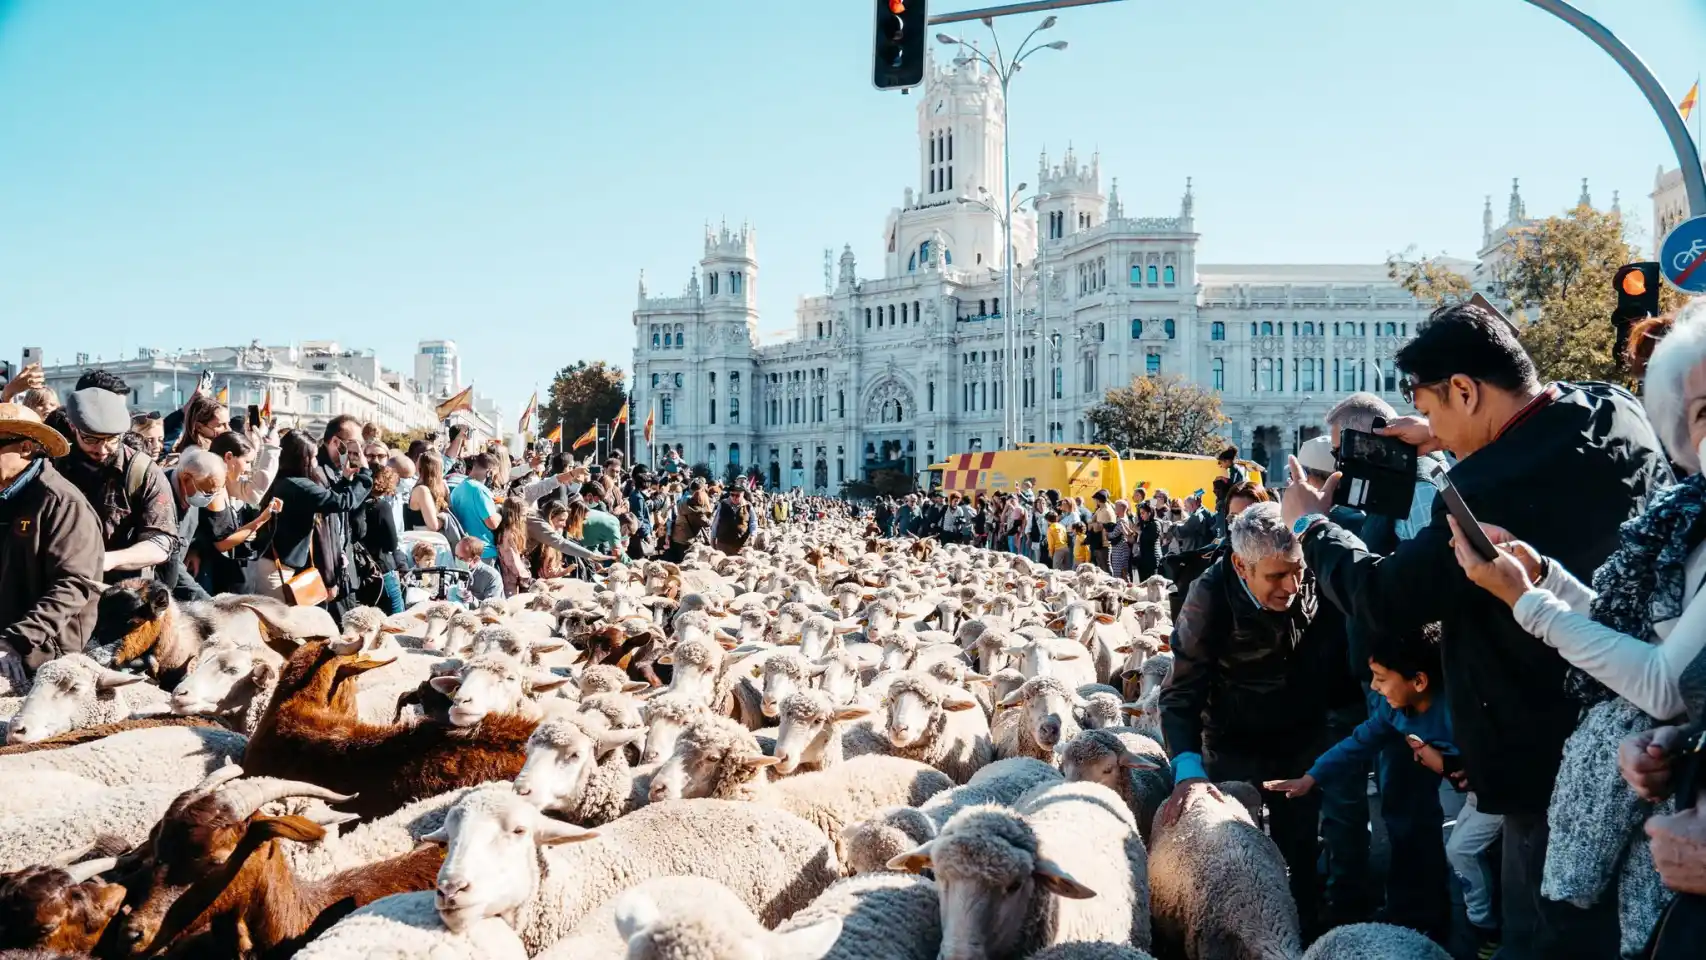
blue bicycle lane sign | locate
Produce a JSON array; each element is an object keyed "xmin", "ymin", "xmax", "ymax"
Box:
[{"xmin": 1660, "ymin": 215, "xmax": 1706, "ymax": 294}]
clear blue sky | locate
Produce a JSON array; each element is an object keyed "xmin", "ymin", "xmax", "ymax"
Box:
[{"xmin": 2, "ymin": 0, "xmax": 1702, "ymax": 421}]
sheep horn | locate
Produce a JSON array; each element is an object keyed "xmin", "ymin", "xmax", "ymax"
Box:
[
  {"xmin": 92, "ymin": 663, "xmax": 147, "ymax": 692},
  {"xmin": 187, "ymin": 763, "xmax": 246, "ymax": 801},
  {"xmin": 217, "ymin": 778, "xmax": 358, "ymax": 820},
  {"xmin": 63, "ymin": 857, "xmax": 118, "ymax": 883}
]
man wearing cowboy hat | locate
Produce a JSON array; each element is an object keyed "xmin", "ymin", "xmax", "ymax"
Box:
[{"xmin": 0, "ymin": 402, "xmax": 103, "ymax": 689}]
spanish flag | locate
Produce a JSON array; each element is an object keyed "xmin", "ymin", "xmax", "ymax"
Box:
[
  {"xmin": 1682, "ymin": 79, "xmax": 1700, "ymax": 122},
  {"xmin": 260, "ymin": 389, "xmax": 272, "ymax": 420},
  {"xmin": 571, "ymin": 423, "xmax": 597, "ymax": 451},
  {"xmin": 612, "ymin": 401, "xmax": 630, "ymax": 427},
  {"xmin": 545, "ymin": 423, "xmax": 562, "ymax": 444},
  {"xmin": 643, "ymin": 406, "xmax": 655, "ymax": 445},
  {"xmin": 518, "ymin": 391, "xmax": 537, "ymax": 434},
  {"xmin": 215, "ymin": 384, "xmax": 229, "ymax": 405},
  {"xmin": 435, "ymin": 385, "xmax": 475, "ymax": 421}
]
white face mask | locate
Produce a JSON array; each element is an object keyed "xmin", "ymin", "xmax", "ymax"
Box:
[{"xmin": 187, "ymin": 490, "xmax": 215, "ymax": 509}]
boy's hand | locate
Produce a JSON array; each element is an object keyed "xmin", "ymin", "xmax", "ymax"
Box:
[{"xmin": 1261, "ymin": 775, "xmax": 1316, "ymax": 799}]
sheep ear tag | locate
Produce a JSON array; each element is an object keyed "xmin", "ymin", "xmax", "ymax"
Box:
[{"xmin": 1032, "ymin": 857, "xmax": 1097, "ymax": 899}]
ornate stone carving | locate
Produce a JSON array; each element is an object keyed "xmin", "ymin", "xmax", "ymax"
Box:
[{"xmin": 863, "ymin": 376, "xmax": 917, "ymax": 424}]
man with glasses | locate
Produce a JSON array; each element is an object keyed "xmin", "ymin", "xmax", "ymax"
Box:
[
  {"xmin": 57, "ymin": 387, "xmax": 178, "ymax": 583},
  {"xmin": 0, "ymin": 401, "xmax": 102, "ymax": 687}
]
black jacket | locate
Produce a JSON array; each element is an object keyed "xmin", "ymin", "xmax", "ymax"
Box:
[
  {"xmin": 1302, "ymin": 381, "xmax": 1673, "ymax": 815},
  {"xmin": 1160, "ymin": 553, "xmax": 1347, "ymax": 758},
  {"xmin": 259, "ymin": 468, "xmax": 373, "ymax": 571}
]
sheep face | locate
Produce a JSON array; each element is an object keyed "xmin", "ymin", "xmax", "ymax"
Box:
[
  {"xmin": 330, "ymin": 606, "xmax": 389, "ymax": 656},
  {"xmin": 426, "ymin": 787, "xmax": 600, "ymax": 935},
  {"xmin": 878, "ymin": 635, "xmax": 920, "ymax": 674},
  {"xmin": 660, "ymin": 636, "xmax": 723, "ymax": 703},
  {"xmin": 971, "ymin": 633, "xmax": 1012, "ymax": 677},
  {"xmin": 883, "ymin": 677, "xmax": 978, "ymax": 749},
  {"xmin": 7, "ymin": 655, "xmax": 147, "ymax": 743},
  {"xmin": 771, "ymin": 692, "xmax": 871, "ymax": 776},
  {"xmin": 419, "ymin": 604, "xmax": 456, "ymax": 647},
  {"xmin": 432, "ymin": 612, "xmax": 481, "ymax": 656},
  {"xmin": 1001, "ymin": 679, "xmax": 1076, "ymax": 752},
  {"xmin": 890, "ymin": 808, "xmax": 1095, "ymax": 960},
  {"xmin": 812, "ymin": 654, "xmax": 860, "ymax": 707},
  {"xmin": 513, "ymin": 719, "xmax": 643, "ymax": 813},
  {"xmin": 1077, "ymin": 692, "xmax": 1123, "ymax": 730},
  {"xmin": 758, "ymin": 653, "xmax": 807, "ymax": 719},
  {"xmin": 642, "ymin": 711, "xmax": 693, "ymax": 767},
  {"xmin": 648, "ymin": 720, "xmax": 774, "ymax": 802},
  {"xmin": 429, "ymin": 658, "xmax": 550, "ymax": 728},
  {"xmin": 1059, "ymin": 731, "xmax": 1158, "ymax": 795},
  {"xmin": 841, "ymin": 806, "xmax": 937, "ymax": 876},
  {"xmin": 170, "ymin": 645, "xmax": 271, "ymax": 718},
  {"xmin": 0, "ymin": 864, "xmax": 128, "ymax": 954}
]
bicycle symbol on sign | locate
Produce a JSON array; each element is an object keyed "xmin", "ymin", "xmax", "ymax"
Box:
[{"xmin": 1674, "ymin": 239, "xmax": 1706, "ymax": 273}]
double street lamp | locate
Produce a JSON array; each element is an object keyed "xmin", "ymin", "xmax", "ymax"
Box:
[
  {"xmin": 958, "ymin": 186, "xmax": 1048, "ymax": 446},
  {"xmin": 936, "ymin": 16, "xmax": 1066, "ymax": 449}
]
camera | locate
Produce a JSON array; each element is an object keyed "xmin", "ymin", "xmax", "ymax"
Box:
[{"xmin": 1332, "ymin": 420, "xmax": 1417, "ymax": 519}]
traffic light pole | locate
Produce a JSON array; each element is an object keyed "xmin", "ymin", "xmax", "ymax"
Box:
[
  {"xmin": 1524, "ymin": 0, "xmax": 1706, "ymax": 218},
  {"xmin": 928, "ymin": 0, "xmax": 1123, "ymax": 26}
]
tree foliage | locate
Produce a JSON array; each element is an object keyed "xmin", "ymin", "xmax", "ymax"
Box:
[
  {"xmin": 542, "ymin": 361, "xmax": 627, "ymax": 451},
  {"xmin": 1086, "ymin": 374, "xmax": 1228, "ymax": 457},
  {"xmin": 1387, "ymin": 245, "xmax": 1471, "ymax": 306}
]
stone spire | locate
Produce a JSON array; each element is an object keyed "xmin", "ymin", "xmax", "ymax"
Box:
[
  {"xmin": 1578, "ymin": 177, "xmax": 1592, "ymax": 208},
  {"xmin": 1180, "ymin": 177, "xmax": 1194, "ymax": 221},
  {"xmin": 688, "ymin": 266, "xmax": 699, "ymax": 297},
  {"xmin": 1482, "ymin": 195, "xmax": 1493, "ymax": 247},
  {"xmin": 1107, "ymin": 177, "xmax": 1123, "ymax": 219},
  {"xmin": 838, "ymin": 244, "xmax": 857, "ymax": 287},
  {"xmin": 1612, "ymin": 189, "xmax": 1622, "ymax": 215},
  {"xmin": 1508, "ymin": 178, "xmax": 1525, "ymax": 222},
  {"xmin": 638, "ymin": 269, "xmax": 648, "ymax": 306}
]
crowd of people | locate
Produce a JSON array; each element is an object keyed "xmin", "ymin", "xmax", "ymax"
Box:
[
  {"xmin": 7, "ymin": 298, "xmax": 1706, "ymax": 958},
  {"xmin": 0, "ymin": 367, "xmax": 848, "ymax": 659}
]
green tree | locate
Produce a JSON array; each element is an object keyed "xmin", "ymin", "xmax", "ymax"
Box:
[
  {"xmin": 1086, "ymin": 374, "xmax": 1228, "ymax": 456},
  {"xmin": 1500, "ymin": 204, "xmax": 1633, "ymax": 383},
  {"xmin": 541, "ymin": 361, "xmax": 627, "ymax": 452},
  {"xmin": 1387, "ymin": 245, "xmax": 1471, "ymax": 306}
]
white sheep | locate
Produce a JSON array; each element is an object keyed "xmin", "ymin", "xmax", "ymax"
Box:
[
  {"xmin": 539, "ymin": 875, "xmax": 845, "ymax": 960},
  {"xmin": 294, "ymin": 890, "xmax": 528, "ymax": 960},
  {"xmin": 0, "ymin": 782, "xmax": 180, "ymax": 872},
  {"xmin": 889, "ymin": 780, "xmax": 1151, "ymax": 956},
  {"xmin": 648, "ymin": 714, "xmax": 952, "ymax": 858},
  {"xmin": 771, "ymin": 689, "xmax": 878, "ymax": 775},
  {"xmin": 512, "ymin": 714, "xmax": 651, "ymax": 826},
  {"xmin": 284, "ymin": 786, "xmax": 479, "ymax": 882},
  {"xmin": 841, "ymin": 757, "xmax": 1064, "ymax": 876},
  {"xmin": 992, "ymin": 675, "xmax": 1082, "ymax": 762},
  {"xmin": 771, "ymin": 872, "xmax": 943, "ymax": 960},
  {"xmin": 0, "ymin": 723, "xmax": 246, "ymax": 789},
  {"xmin": 4, "ymin": 654, "xmax": 172, "ymax": 744},
  {"xmin": 1300, "ymin": 923, "xmax": 1452, "ymax": 960},
  {"xmin": 1028, "ymin": 944, "xmax": 1159, "ymax": 959},
  {"xmin": 166, "ymin": 640, "xmax": 280, "ymax": 734},
  {"xmin": 851, "ymin": 671, "xmax": 992, "ymax": 785},
  {"xmin": 1148, "ymin": 781, "xmax": 1299, "ymax": 960},
  {"xmin": 1058, "ymin": 728, "xmax": 1173, "ymax": 842},
  {"xmin": 427, "ymin": 786, "xmax": 841, "ymax": 954},
  {"xmin": 638, "ymin": 693, "xmax": 713, "ymax": 766},
  {"xmin": 0, "ymin": 769, "xmax": 107, "ymax": 817}
]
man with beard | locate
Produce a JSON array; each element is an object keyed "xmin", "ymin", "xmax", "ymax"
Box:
[{"xmin": 57, "ymin": 387, "xmax": 178, "ymax": 584}]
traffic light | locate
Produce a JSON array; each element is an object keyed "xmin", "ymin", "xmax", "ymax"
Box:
[
  {"xmin": 1611, "ymin": 262, "xmax": 1661, "ymax": 369},
  {"xmin": 873, "ymin": 0, "xmax": 928, "ymax": 91}
]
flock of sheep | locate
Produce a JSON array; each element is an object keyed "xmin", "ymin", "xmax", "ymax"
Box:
[{"xmin": 0, "ymin": 518, "xmax": 1454, "ymax": 960}]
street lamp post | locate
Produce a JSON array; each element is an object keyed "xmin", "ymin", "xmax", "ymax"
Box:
[
  {"xmin": 959, "ymin": 187, "xmax": 1047, "ymax": 446},
  {"xmin": 938, "ymin": 18, "xmax": 1066, "ymax": 449}
]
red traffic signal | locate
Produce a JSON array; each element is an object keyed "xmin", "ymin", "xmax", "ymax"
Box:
[
  {"xmin": 872, "ymin": 0, "xmax": 927, "ymax": 90},
  {"xmin": 1612, "ymin": 263, "xmax": 1660, "ymax": 322}
]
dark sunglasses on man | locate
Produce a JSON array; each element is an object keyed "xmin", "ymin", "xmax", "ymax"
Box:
[{"xmin": 1399, "ymin": 374, "xmax": 1446, "ymax": 406}]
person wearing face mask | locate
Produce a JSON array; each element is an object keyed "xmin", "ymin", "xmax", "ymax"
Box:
[
  {"xmin": 57, "ymin": 387, "xmax": 179, "ymax": 584},
  {"xmin": 155, "ymin": 448, "xmax": 227, "ymax": 602},
  {"xmin": 1282, "ymin": 301, "xmax": 1673, "ymax": 959}
]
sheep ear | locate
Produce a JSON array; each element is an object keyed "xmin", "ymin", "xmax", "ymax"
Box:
[
  {"xmin": 1095, "ymin": 613, "xmax": 1117, "ymax": 624},
  {"xmin": 657, "ymin": 652, "xmax": 674, "ymax": 666},
  {"xmin": 743, "ymin": 755, "xmax": 781, "ymax": 769},
  {"xmin": 997, "ymin": 690, "xmax": 1026, "ymax": 709},
  {"xmin": 620, "ymin": 681, "xmax": 651, "ymax": 694},
  {"xmin": 595, "ymin": 728, "xmax": 648, "ymax": 755},
  {"xmin": 535, "ymin": 818, "xmax": 601, "ymax": 846},
  {"xmin": 1032, "ymin": 857, "xmax": 1097, "ymax": 899},
  {"xmin": 247, "ymin": 815, "xmax": 328, "ymax": 845},
  {"xmin": 1046, "ymin": 618, "xmax": 1065, "ymax": 631},
  {"xmin": 420, "ymin": 826, "xmax": 451, "ymax": 846},
  {"xmin": 529, "ymin": 672, "xmax": 571, "ymax": 694},
  {"xmin": 1052, "ymin": 646, "xmax": 1084, "ymax": 662},
  {"xmin": 533, "ymin": 638, "xmax": 567, "ymax": 655},
  {"xmin": 1112, "ymin": 642, "xmax": 1134, "ymax": 654},
  {"xmin": 886, "ymin": 842, "xmax": 935, "ymax": 874},
  {"xmin": 1118, "ymin": 753, "xmax": 1162, "ymax": 771},
  {"xmin": 771, "ymin": 916, "xmax": 844, "ymax": 960},
  {"xmin": 942, "ymin": 691, "xmax": 980, "ymax": 712},
  {"xmin": 833, "ymin": 704, "xmax": 873, "ymax": 722},
  {"xmin": 93, "ymin": 667, "xmax": 147, "ymax": 692},
  {"xmin": 613, "ymin": 889, "xmax": 662, "ymax": 941},
  {"xmin": 429, "ymin": 676, "xmax": 462, "ymax": 695},
  {"xmin": 379, "ymin": 622, "xmax": 409, "ymax": 634}
]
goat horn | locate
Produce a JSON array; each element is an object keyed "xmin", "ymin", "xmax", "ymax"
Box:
[
  {"xmin": 217, "ymin": 777, "xmax": 357, "ymax": 820},
  {"xmin": 63, "ymin": 857, "xmax": 118, "ymax": 883},
  {"xmin": 187, "ymin": 763, "xmax": 246, "ymax": 801}
]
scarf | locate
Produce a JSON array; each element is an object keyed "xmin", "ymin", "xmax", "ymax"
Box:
[{"xmin": 1544, "ymin": 474, "xmax": 1706, "ymax": 956}]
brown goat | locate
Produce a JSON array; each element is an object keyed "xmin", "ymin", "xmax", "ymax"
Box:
[
  {"xmin": 241, "ymin": 642, "xmax": 537, "ymax": 820},
  {"xmin": 112, "ymin": 769, "xmax": 353, "ymax": 958},
  {"xmin": 0, "ymin": 864, "xmax": 125, "ymax": 956},
  {"xmin": 142, "ymin": 815, "xmax": 442, "ymax": 959}
]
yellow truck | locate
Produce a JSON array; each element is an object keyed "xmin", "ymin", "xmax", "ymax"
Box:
[{"xmin": 925, "ymin": 443, "xmax": 1263, "ymax": 510}]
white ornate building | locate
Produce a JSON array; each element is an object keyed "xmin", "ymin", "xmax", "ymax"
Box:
[{"xmin": 630, "ymin": 55, "xmax": 1539, "ymax": 490}]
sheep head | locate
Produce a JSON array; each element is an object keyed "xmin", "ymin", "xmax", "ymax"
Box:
[
  {"xmin": 639, "ymin": 694, "xmax": 711, "ymax": 766},
  {"xmin": 1058, "ymin": 729, "xmax": 1161, "ymax": 796},
  {"xmin": 425, "ymin": 785, "xmax": 600, "ymax": 935},
  {"xmin": 647, "ymin": 715, "xmax": 774, "ymax": 802},
  {"xmin": 995, "ymin": 676, "xmax": 1079, "ymax": 752},
  {"xmin": 513, "ymin": 716, "xmax": 646, "ymax": 814},
  {"xmin": 169, "ymin": 643, "xmax": 277, "ymax": 722},
  {"xmin": 6, "ymin": 654, "xmax": 149, "ymax": 744},
  {"xmin": 880, "ymin": 673, "xmax": 979, "ymax": 750},
  {"xmin": 612, "ymin": 887, "xmax": 842, "ymax": 960},
  {"xmin": 771, "ymin": 690, "xmax": 871, "ymax": 776}
]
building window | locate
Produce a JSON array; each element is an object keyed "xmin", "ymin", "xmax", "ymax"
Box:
[
  {"xmin": 1212, "ymin": 357, "xmax": 1225, "ymax": 391},
  {"xmin": 1260, "ymin": 321, "xmax": 1273, "ymax": 336},
  {"xmin": 660, "ymin": 397, "xmax": 673, "ymax": 426},
  {"xmin": 865, "ymin": 308, "xmax": 872, "ymax": 329},
  {"xmin": 1164, "ymin": 319, "xmax": 1176, "ymax": 340},
  {"xmin": 900, "ymin": 303, "xmax": 908, "ymax": 324},
  {"xmin": 888, "ymin": 305, "xmax": 896, "ymax": 325},
  {"xmin": 1130, "ymin": 318, "xmax": 1143, "ymax": 339},
  {"xmin": 1211, "ymin": 321, "xmax": 1225, "ymax": 341},
  {"xmin": 729, "ymin": 442, "xmax": 741, "ymax": 466},
  {"xmin": 992, "ymin": 298, "xmax": 1000, "ymax": 316},
  {"xmin": 1163, "ymin": 265, "xmax": 1176, "ymax": 285},
  {"xmin": 309, "ymin": 395, "xmax": 325, "ymax": 414},
  {"xmin": 1130, "ymin": 264, "xmax": 1141, "ymax": 285},
  {"xmin": 1052, "ymin": 367, "xmax": 1062, "ymax": 400},
  {"xmin": 730, "ymin": 397, "xmax": 740, "ymax": 424},
  {"xmin": 709, "ymin": 273, "xmax": 718, "ymax": 296},
  {"xmin": 674, "ymin": 373, "xmax": 684, "ymax": 388},
  {"xmin": 1260, "ymin": 358, "xmax": 1273, "ymax": 392},
  {"xmin": 707, "ymin": 443, "xmax": 716, "ymax": 463},
  {"xmin": 1147, "ymin": 265, "xmax": 1158, "ymax": 286},
  {"xmin": 927, "ymin": 381, "xmax": 935, "ymax": 412},
  {"xmin": 651, "ymin": 373, "xmax": 660, "ymax": 388},
  {"xmin": 709, "ymin": 399, "xmax": 716, "ymax": 425},
  {"xmin": 1097, "ymin": 321, "xmax": 1106, "ymax": 341},
  {"xmin": 1146, "ymin": 352, "xmax": 1161, "ymax": 376},
  {"xmin": 816, "ymin": 321, "xmax": 823, "ymax": 338},
  {"xmin": 1084, "ymin": 355, "xmax": 1097, "ymax": 393},
  {"xmin": 837, "ymin": 390, "xmax": 845, "ymax": 418},
  {"xmin": 914, "ymin": 300, "xmax": 921, "ymax": 322},
  {"xmin": 651, "ymin": 329, "xmax": 660, "ymax": 348}
]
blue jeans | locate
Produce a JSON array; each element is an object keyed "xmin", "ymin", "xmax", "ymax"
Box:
[
  {"xmin": 380, "ymin": 571, "xmax": 404, "ymax": 615},
  {"xmin": 1366, "ymin": 684, "xmax": 1451, "ymax": 935}
]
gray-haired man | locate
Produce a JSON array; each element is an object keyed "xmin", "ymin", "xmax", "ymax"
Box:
[{"xmin": 1156, "ymin": 501, "xmax": 1349, "ymax": 933}]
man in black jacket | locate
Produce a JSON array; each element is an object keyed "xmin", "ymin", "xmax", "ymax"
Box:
[
  {"xmin": 1158, "ymin": 500, "xmax": 1348, "ymax": 929},
  {"xmin": 1282, "ymin": 302, "xmax": 1672, "ymax": 959}
]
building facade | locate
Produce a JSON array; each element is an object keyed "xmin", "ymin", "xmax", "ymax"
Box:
[
  {"xmin": 35, "ymin": 339, "xmax": 503, "ymax": 444},
  {"xmin": 1652, "ymin": 164, "xmax": 1695, "ymax": 257},
  {"xmin": 630, "ymin": 55, "xmax": 1533, "ymax": 491}
]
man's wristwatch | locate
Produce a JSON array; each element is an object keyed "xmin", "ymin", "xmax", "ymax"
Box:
[{"xmin": 1292, "ymin": 513, "xmax": 1327, "ymax": 537}]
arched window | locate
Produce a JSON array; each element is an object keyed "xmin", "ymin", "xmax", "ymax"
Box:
[
  {"xmin": 901, "ymin": 302, "xmax": 908, "ymax": 324},
  {"xmin": 979, "ymin": 299, "xmax": 987, "ymax": 315},
  {"xmin": 1130, "ymin": 264, "xmax": 1141, "ymax": 285},
  {"xmin": 1130, "ymin": 318, "xmax": 1143, "ymax": 339},
  {"xmin": 1402, "ymin": 323, "xmax": 1408, "ymax": 336},
  {"xmin": 837, "ymin": 390, "xmax": 845, "ymax": 418},
  {"xmin": 865, "ymin": 308, "xmax": 872, "ymax": 328},
  {"xmin": 1212, "ymin": 357, "xmax": 1225, "ymax": 391},
  {"xmin": 927, "ymin": 381, "xmax": 935, "ymax": 411},
  {"xmin": 1333, "ymin": 322, "xmax": 1341, "ymax": 336},
  {"xmin": 709, "ymin": 399, "xmax": 716, "ymax": 424},
  {"xmin": 660, "ymin": 396, "xmax": 673, "ymax": 426},
  {"xmin": 708, "ymin": 443, "xmax": 717, "ymax": 463},
  {"xmin": 888, "ymin": 305, "xmax": 896, "ymax": 325},
  {"xmin": 1260, "ymin": 321, "xmax": 1274, "ymax": 336},
  {"xmin": 1251, "ymin": 359, "xmax": 1258, "ymax": 390},
  {"xmin": 1360, "ymin": 323, "xmax": 1367, "ymax": 336},
  {"xmin": 1097, "ymin": 321, "xmax": 1106, "ymax": 341},
  {"xmin": 1098, "ymin": 258, "xmax": 1106, "ymax": 288},
  {"xmin": 1164, "ymin": 319, "xmax": 1176, "ymax": 340},
  {"xmin": 730, "ymin": 397, "xmax": 740, "ymax": 424},
  {"xmin": 816, "ymin": 321, "xmax": 823, "ymax": 338},
  {"xmin": 708, "ymin": 273, "xmax": 718, "ymax": 296},
  {"xmin": 1302, "ymin": 322, "xmax": 1313, "ymax": 336},
  {"xmin": 674, "ymin": 324, "xmax": 685, "ymax": 347},
  {"xmin": 1260, "ymin": 358, "xmax": 1273, "ymax": 392},
  {"xmin": 1163, "ymin": 265, "xmax": 1176, "ymax": 286},
  {"xmin": 674, "ymin": 372, "xmax": 684, "ymax": 388},
  {"xmin": 1147, "ymin": 265, "xmax": 1158, "ymax": 285},
  {"xmin": 1292, "ymin": 323, "xmax": 1298, "ymax": 336},
  {"xmin": 650, "ymin": 373, "xmax": 660, "ymax": 388},
  {"xmin": 914, "ymin": 301, "xmax": 920, "ymax": 323},
  {"xmin": 729, "ymin": 443, "xmax": 740, "ymax": 466},
  {"xmin": 1211, "ymin": 321, "xmax": 1225, "ymax": 341},
  {"xmin": 651, "ymin": 328, "xmax": 660, "ymax": 348},
  {"xmin": 1250, "ymin": 322, "xmax": 1258, "ymax": 337}
]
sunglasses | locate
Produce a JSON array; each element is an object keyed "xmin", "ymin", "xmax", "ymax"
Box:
[{"xmin": 1399, "ymin": 375, "xmax": 1445, "ymax": 406}]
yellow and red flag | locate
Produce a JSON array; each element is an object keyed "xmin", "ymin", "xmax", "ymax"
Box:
[
  {"xmin": 518, "ymin": 391, "xmax": 537, "ymax": 435},
  {"xmin": 612, "ymin": 401, "xmax": 630, "ymax": 427},
  {"xmin": 260, "ymin": 389, "xmax": 272, "ymax": 420},
  {"xmin": 435, "ymin": 385, "xmax": 474, "ymax": 421},
  {"xmin": 643, "ymin": 406, "xmax": 655, "ymax": 444},
  {"xmin": 215, "ymin": 384, "xmax": 229, "ymax": 405},
  {"xmin": 545, "ymin": 423, "xmax": 562, "ymax": 444},
  {"xmin": 571, "ymin": 423, "xmax": 597, "ymax": 451},
  {"xmin": 1682, "ymin": 80, "xmax": 1700, "ymax": 122}
]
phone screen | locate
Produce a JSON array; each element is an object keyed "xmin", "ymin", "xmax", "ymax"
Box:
[
  {"xmin": 247, "ymin": 405, "xmax": 262, "ymax": 429},
  {"xmin": 1437, "ymin": 474, "xmax": 1499, "ymax": 561}
]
